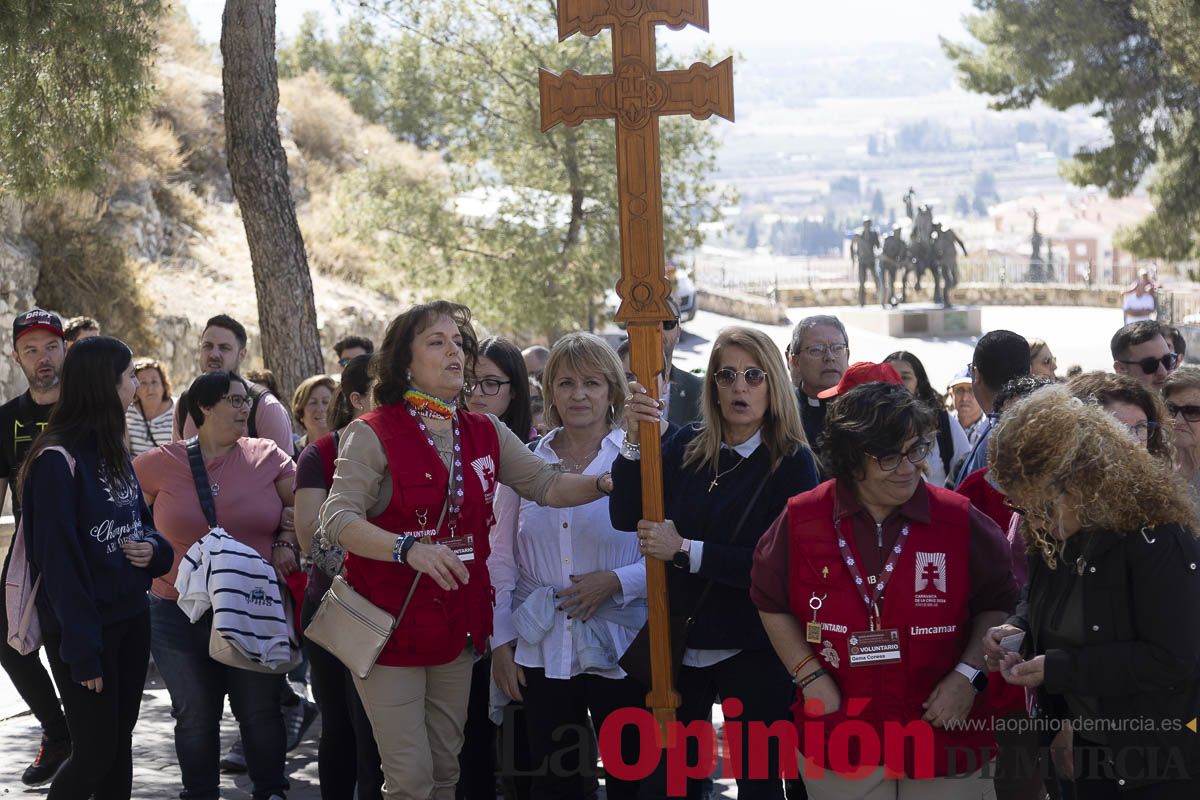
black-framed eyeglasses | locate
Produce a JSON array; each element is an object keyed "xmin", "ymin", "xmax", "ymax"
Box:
[
  {"xmin": 1118, "ymin": 353, "xmax": 1179, "ymax": 375},
  {"xmin": 221, "ymin": 394, "xmax": 250, "ymax": 409},
  {"xmin": 466, "ymin": 378, "xmax": 512, "ymax": 396},
  {"xmin": 800, "ymin": 343, "xmax": 847, "ymax": 360},
  {"xmin": 713, "ymin": 367, "xmax": 768, "ymax": 388},
  {"xmin": 1126, "ymin": 420, "xmax": 1159, "ymax": 442},
  {"xmin": 869, "ymin": 439, "xmax": 932, "ymax": 471},
  {"xmin": 338, "ymin": 357, "xmax": 351, "ymax": 368},
  {"xmin": 1167, "ymin": 402, "xmax": 1200, "ymax": 423}
]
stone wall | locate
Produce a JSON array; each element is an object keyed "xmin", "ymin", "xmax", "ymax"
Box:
[
  {"xmin": 697, "ymin": 287, "xmax": 790, "ymax": 325},
  {"xmin": 771, "ymin": 282, "xmax": 1125, "ymax": 310}
]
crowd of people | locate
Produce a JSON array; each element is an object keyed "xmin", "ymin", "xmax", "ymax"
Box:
[{"xmin": 1, "ymin": 300, "xmax": 1198, "ymax": 800}]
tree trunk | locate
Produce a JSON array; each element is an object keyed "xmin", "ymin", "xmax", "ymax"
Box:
[{"xmin": 220, "ymin": 0, "xmax": 323, "ymax": 400}]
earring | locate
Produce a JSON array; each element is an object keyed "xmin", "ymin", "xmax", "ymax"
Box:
[{"xmin": 406, "ymin": 369, "xmax": 412, "ymax": 382}]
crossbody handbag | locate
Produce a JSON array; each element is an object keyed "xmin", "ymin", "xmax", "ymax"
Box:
[
  {"xmin": 304, "ymin": 495, "xmax": 448, "ymax": 680},
  {"xmin": 184, "ymin": 438, "xmax": 303, "ymax": 674},
  {"xmin": 618, "ymin": 474, "xmax": 771, "ymax": 687}
]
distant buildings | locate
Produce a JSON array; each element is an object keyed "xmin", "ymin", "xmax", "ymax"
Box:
[{"xmin": 980, "ymin": 192, "xmax": 1154, "ymax": 285}]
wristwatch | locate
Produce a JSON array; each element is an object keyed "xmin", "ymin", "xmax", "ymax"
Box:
[
  {"xmin": 954, "ymin": 661, "xmax": 989, "ymax": 693},
  {"xmin": 671, "ymin": 539, "xmax": 692, "ymax": 571}
]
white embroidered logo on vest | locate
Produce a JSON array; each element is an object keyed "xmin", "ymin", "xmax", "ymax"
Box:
[
  {"xmin": 471, "ymin": 455, "xmax": 497, "ymax": 498},
  {"xmin": 914, "ymin": 551, "xmax": 947, "ymax": 593},
  {"xmin": 914, "ymin": 551, "xmax": 948, "ymax": 608}
]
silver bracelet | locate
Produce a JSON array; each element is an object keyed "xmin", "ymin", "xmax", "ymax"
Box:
[{"xmin": 620, "ymin": 436, "xmax": 641, "ymax": 461}]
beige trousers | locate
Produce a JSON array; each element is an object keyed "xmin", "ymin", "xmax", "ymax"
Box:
[
  {"xmin": 806, "ymin": 764, "xmax": 997, "ymax": 800},
  {"xmin": 352, "ymin": 647, "xmax": 475, "ymax": 800}
]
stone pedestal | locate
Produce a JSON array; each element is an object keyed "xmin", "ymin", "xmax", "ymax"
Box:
[{"xmin": 838, "ymin": 304, "xmax": 983, "ymax": 338}]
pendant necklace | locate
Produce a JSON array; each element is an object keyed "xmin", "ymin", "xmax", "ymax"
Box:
[
  {"xmin": 554, "ymin": 435, "xmax": 601, "ymax": 473},
  {"xmin": 708, "ymin": 455, "xmax": 745, "ymax": 493}
]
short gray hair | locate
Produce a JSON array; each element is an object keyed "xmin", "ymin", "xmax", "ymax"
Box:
[{"xmin": 789, "ymin": 315, "xmax": 849, "ymax": 355}]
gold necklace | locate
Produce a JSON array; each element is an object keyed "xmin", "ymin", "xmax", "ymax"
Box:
[{"xmin": 708, "ymin": 455, "xmax": 745, "ymax": 493}]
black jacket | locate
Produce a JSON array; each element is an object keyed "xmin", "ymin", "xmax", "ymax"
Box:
[
  {"xmin": 609, "ymin": 424, "xmax": 820, "ymax": 652},
  {"xmin": 1008, "ymin": 523, "xmax": 1200, "ymax": 789}
]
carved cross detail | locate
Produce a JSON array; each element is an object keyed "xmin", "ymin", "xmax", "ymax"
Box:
[
  {"xmin": 539, "ymin": 0, "xmax": 734, "ymax": 323},
  {"xmin": 540, "ymin": 0, "xmax": 734, "ymax": 733}
]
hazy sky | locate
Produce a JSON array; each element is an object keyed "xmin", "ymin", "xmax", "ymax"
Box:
[{"xmin": 181, "ymin": 0, "xmax": 978, "ymax": 51}]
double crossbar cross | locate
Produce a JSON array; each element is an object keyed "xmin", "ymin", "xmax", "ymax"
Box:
[{"xmin": 539, "ymin": 0, "xmax": 734, "ymax": 733}]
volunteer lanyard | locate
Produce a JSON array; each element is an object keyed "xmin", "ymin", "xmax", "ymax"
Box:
[
  {"xmin": 833, "ymin": 518, "xmax": 910, "ymax": 631},
  {"xmin": 407, "ymin": 403, "xmax": 464, "ymax": 535}
]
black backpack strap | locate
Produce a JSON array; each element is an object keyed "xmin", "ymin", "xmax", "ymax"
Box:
[
  {"xmin": 936, "ymin": 409, "xmax": 954, "ymax": 477},
  {"xmin": 185, "ymin": 437, "xmax": 219, "ymax": 529},
  {"xmin": 246, "ymin": 383, "xmax": 270, "ymax": 439}
]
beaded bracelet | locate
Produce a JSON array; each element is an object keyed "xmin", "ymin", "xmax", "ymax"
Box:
[
  {"xmin": 790, "ymin": 654, "xmax": 817, "ymax": 682},
  {"xmin": 271, "ymin": 540, "xmax": 301, "ymax": 558},
  {"xmin": 392, "ymin": 535, "xmax": 416, "ymax": 564},
  {"xmin": 796, "ymin": 667, "xmax": 828, "ymax": 691}
]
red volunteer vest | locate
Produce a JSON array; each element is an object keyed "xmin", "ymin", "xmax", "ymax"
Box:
[
  {"xmin": 787, "ymin": 480, "xmax": 996, "ymax": 778},
  {"xmin": 344, "ymin": 405, "xmax": 499, "ymax": 667}
]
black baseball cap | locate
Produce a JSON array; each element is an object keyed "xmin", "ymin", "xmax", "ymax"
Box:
[{"xmin": 13, "ymin": 308, "xmax": 64, "ymax": 344}]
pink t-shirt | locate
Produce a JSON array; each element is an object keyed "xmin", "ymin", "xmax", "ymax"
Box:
[{"xmin": 134, "ymin": 438, "xmax": 296, "ymax": 600}]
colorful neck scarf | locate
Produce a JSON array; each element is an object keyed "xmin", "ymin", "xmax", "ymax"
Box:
[{"xmin": 404, "ymin": 388, "xmax": 456, "ymax": 420}]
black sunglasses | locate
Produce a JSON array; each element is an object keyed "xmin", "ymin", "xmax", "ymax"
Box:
[
  {"xmin": 713, "ymin": 367, "xmax": 767, "ymax": 387},
  {"xmin": 662, "ymin": 320, "xmax": 679, "ymax": 331},
  {"xmin": 1167, "ymin": 403, "xmax": 1200, "ymax": 423},
  {"xmin": 1118, "ymin": 353, "xmax": 1179, "ymax": 375},
  {"xmin": 337, "ymin": 357, "xmax": 351, "ymax": 368}
]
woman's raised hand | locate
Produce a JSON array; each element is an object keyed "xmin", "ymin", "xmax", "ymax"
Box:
[{"xmin": 623, "ymin": 380, "xmax": 663, "ymax": 447}]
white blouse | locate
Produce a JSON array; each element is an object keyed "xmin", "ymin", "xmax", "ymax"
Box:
[{"xmin": 488, "ymin": 427, "xmax": 645, "ymax": 680}]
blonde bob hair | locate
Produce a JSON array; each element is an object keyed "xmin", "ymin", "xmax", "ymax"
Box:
[
  {"xmin": 684, "ymin": 326, "xmax": 809, "ymax": 474},
  {"xmin": 542, "ymin": 333, "xmax": 628, "ymax": 429},
  {"xmin": 989, "ymin": 384, "xmax": 1197, "ymax": 568}
]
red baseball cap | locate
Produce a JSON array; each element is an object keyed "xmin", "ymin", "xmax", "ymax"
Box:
[{"xmin": 817, "ymin": 361, "xmax": 903, "ymax": 399}]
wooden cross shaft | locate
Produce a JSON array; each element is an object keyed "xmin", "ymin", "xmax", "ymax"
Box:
[{"xmin": 539, "ymin": 0, "xmax": 734, "ymax": 736}]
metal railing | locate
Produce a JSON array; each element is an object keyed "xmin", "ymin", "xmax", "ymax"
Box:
[{"xmin": 693, "ymin": 252, "xmax": 1140, "ymax": 297}]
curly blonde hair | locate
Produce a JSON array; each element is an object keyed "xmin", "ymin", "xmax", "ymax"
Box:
[{"xmin": 989, "ymin": 385, "xmax": 1197, "ymax": 567}]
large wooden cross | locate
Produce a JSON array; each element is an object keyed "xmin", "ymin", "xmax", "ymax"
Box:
[{"xmin": 539, "ymin": 0, "xmax": 734, "ymax": 731}]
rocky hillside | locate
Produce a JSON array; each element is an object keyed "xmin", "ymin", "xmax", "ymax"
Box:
[{"xmin": 0, "ymin": 16, "xmax": 429, "ymax": 401}]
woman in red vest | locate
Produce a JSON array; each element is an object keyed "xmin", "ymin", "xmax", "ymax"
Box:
[
  {"xmin": 984, "ymin": 386, "xmax": 1200, "ymax": 798},
  {"xmin": 319, "ymin": 301, "xmax": 613, "ymax": 800},
  {"xmin": 751, "ymin": 372, "xmax": 1017, "ymax": 798}
]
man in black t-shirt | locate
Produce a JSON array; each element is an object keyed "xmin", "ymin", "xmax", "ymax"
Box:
[{"xmin": 0, "ymin": 308, "xmax": 71, "ymax": 786}]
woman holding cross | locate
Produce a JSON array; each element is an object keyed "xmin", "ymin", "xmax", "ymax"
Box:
[{"xmin": 613, "ymin": 326, "xmax": 818, "ymax": 800}]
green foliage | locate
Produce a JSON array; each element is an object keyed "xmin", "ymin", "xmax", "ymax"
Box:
[
  {"xmin": 943, "ymin": 0, "xmax": 1200, "ymax": 259},
  {"xmin": 279, "ymin": 0, "xmax": 730, "ymax": 337},
  {"xmin": 28, "ymin": 201, "xmax": 157, "ymax": 354},
  {"xmin": 0, "ymin": 0, "xmax": 163, "ymax": 195}
]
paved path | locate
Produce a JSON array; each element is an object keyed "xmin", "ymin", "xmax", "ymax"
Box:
[{"xmin": 674, "ymin": 304, "xmax": 1125, "ymax": 389}]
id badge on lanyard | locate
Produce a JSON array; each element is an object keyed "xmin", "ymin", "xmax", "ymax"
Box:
[
  {"xmin": 834, "ymin": 518, "xmax": 908, "ymax": 666},
  {"xmin": 408, "ymin": 404, "xmax": 475, "ymax": 563}
]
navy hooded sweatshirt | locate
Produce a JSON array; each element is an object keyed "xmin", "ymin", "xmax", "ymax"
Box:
[{"xmin": 21, "ymin": 439, "xmax": 172, "ymax": 681}]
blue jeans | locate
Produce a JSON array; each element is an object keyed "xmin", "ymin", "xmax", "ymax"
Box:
[{"xmin": 149, "ymin": 594, "xmax": 288, "ymax": 800}]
